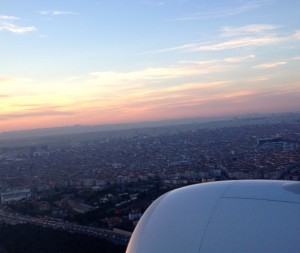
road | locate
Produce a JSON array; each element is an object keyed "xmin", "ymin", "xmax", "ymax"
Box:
[{"xmin": 0, "ymin": 210, "xmax": 130, "ymax": 245}]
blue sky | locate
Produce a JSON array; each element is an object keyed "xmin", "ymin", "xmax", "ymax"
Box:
[{"xmin": 0, "ymin": 0, "xmax": 300, "ymax": 131}]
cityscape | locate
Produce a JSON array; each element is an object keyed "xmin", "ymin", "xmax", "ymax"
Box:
[
  {"xmin": 0, "ymin": 113, "xmax": 299, "ymax": 251},
  {"xmin": 1, "ymin": 0, "xmax": 300, "ymax": 252}
]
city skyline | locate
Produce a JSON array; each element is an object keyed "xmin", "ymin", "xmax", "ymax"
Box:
[{"xmin": 1, "ymin": 0, "xmax": 300, "ymax": 131}]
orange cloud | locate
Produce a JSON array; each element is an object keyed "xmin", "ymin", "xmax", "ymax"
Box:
[{"xmin": 254, "ymin": 61, "xmax": 287, "ymax": 69}]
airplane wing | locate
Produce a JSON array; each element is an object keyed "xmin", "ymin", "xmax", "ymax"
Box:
[{"xmin": 126, "ymin": 180, "xmax": 300, "ymax": 253}]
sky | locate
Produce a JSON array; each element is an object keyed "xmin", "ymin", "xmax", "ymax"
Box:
[{"xmin": 0, "ymin": 0, "xmax": 300, "ymax": 132}]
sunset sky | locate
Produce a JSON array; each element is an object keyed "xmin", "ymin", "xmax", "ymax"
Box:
[{"xmin": 1, "ymin": 0, "xmax": 300, "ymax": 131}]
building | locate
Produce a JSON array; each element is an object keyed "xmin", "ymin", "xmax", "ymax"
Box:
[
  {"xmin": 72, "ymin": 203, "xmax": 94, "ymax": 214},
  {"xmin": 1, "ymin": 189, "xmax": 31, "ymax": 203}
]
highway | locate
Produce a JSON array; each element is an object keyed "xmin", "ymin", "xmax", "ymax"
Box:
[{"xmin": 0, "ymin": 210, "xmax": 130, "ymax": 245}]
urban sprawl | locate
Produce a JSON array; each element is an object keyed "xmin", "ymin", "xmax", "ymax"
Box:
[{"xmin": 0, "ymin": 115, "xmax": 299, "ymax": 244}]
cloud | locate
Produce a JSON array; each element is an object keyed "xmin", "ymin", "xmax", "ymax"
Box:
[
  {"xmin": 0, "ymin": 22, "xmax": 36, "ymax": 34},
  {"xmin": 78, "ymin": 62, "xmax": 231, "ymax": 104},
  {"xmin": 0, "ymin": 95, "xmax": 10, "ymax": 98},
  {"xmin": 39, "ymin": 10, "xmax": 77, "ymax": 16},
  {"xmin": 143, "ymin": 43, "xmax": 199, "ymax": 54},
  {"xmin": 294, "ymin": 30, "xmax": 300, "ymax": 40},
  {"xmin": 126, "ymin": 83, "xmax": 299, "ymax": 119},
  {"xmin": 149, "ymin": 26, "xmax": 293, "ymax": 53},
  {"xmin": 88, "ymin": 78, "xmax": 232, "ymax": 110},
  {"xmin": 0, "ymin": 15, "xmax": 19, "ymax": 20},
  {"xmin": 221, "ymin": 24, "xmax": 281, "ymax": 37},
  {"xmin": 0, "ymin": 76, "xmax": 14, "ymax": 83},
  {"xmin": 195, "ymin": 36, "xmax": 282, "ymax": 51},
  {"xmin": 89, "ymin": 62, "xmax": 228, "ymax": 83},
  {"xmin": 0, "ymin": 15, "xmax": 36, "ymax": 34},
  {"xmin": 224, "ymin": 55, "xmax": 256, "ymax": 63},
  {"xmin": 254, "ymin": 61, "xmax": 287, "ymax": 69},
  {"xmin": 176, "ymin": 1, "xmax": 261, "ymax": 21},
  {"xmin": 248, "ymin": 76, "xmax": 270, "ymax": 82},
  {"xmin": 222, "ymin": 90, "xmax": 256, "ymax": 99},
  {"xmin": 106, "ymin": 84, "xmax": 257, "ymax": 118},
  {"xmin": 54, "ymin": 57, "xmax": 256, "ymax": 110},
  {"xmin": 37, "ymin": 74, "xmax": 230, "ymax": 123},
  {"xmin": 148, "ymin": 18, "xmax": 300, "ymax": 55},
  {"xmin": 0, "ymin": 76, "xmax": 34, "ymax": 88},
  {"xmin": 178, "ymin": 55, "xmax": 256, "ymax": 66},
  {"xmin": 142, "ymin": 1, "xmax": 166, "ymax": 6},
  {"xmin": 0, "ymin": 111, "xmax": 73, "ymax": 121},
  {"xmin": 11, "ymin": 104, "xmax": 66, "ymax": 110}
]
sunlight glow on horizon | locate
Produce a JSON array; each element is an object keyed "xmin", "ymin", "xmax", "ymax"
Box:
[{"xmin": 0, "ymin": 0, "xmax": 300, "ymax": 132}]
